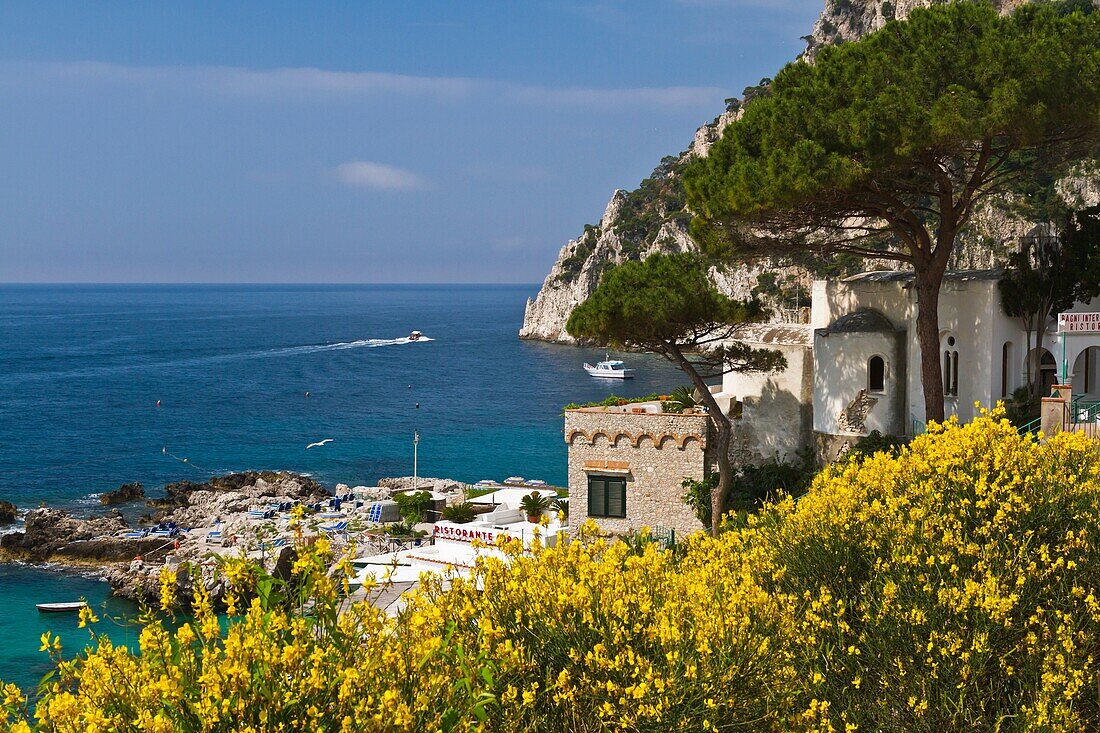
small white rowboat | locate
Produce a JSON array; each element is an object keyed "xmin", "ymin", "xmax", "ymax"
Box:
[{"xmin": 36, "ymin": 601, "xmax": 88, "ymax": 614}]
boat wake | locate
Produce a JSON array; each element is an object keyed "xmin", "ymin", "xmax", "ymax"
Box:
[
  {"xmin": 268, "ymin": 335, "xmax": 434, "ymax": 357},
  {"xmin": 9, "ymin": 335, "xmax": 435, "ymax": 383}
]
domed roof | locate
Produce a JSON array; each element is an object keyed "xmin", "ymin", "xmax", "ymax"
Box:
[{"xmin": 823, "ymin": 308, "xmax": 896, "ymax": 334}]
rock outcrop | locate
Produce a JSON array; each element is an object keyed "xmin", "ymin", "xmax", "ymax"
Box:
[
  {"xmin": 0, "ymin": 501, "xmax": 16, "ymax": 525},
  {"xmin": 377, "ymin": 476, "xmax": 470, "ymax": 503},
  {"xmin": 146, "ymin": 471, "xmax": 330, "ymax": 539},
  {"xmin": 0, "ymin": 507, "xmax": 135, "ymax": 562},
  {"xmin": 520, "ymin": 0, "xmax": 1099, "ymax": 345},
  {"xmin": 148, "ymin": 470, "xmax": 326, "ymax": 510},
  {"xmin": 802, "ymin": 0, "xmax": 1045, "ymax": 62},
  {"xmin": 100, "ymin": 481, "xmax": 145, "ymax": 505},
  {"xmin": 0, "ymin": 471, "xmax": 329, "ymax": 572}
]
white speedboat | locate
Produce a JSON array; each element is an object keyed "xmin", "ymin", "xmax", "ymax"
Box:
[
  {"xmin": 409, "ymin": 330, "xmax": 423, "ymax": 341},
  {"xmin": 584, "ymin": 357, "xmax": 634, "ymax": 379}
]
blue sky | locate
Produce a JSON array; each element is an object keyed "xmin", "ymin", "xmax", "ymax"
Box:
[{"xmin": 0, "ymin": 1, "xmax": 823, "ymax": 283}]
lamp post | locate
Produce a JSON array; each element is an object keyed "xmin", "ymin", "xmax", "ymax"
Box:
[{"xmin": 413, "ymin": 431, "xmax": 420, "ymax": 492}]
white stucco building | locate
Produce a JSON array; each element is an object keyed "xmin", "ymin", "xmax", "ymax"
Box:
[{"xmin": 809, "ymin": 270, "xmax": 1100, "ymax": 459}]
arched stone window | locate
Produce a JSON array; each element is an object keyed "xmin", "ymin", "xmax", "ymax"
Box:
[{"xmin": 868, "ymin": 355, "xmax": 886, "ymax": 393}]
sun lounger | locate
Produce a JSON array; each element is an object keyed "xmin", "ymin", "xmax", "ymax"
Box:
[{"xmin": 320, "ymin": 521, "xmax": 348, "ymax": 534}]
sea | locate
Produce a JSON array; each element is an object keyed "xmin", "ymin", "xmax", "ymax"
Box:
[{"xmin": 0, "ymin": 284, "xmax": 683, "ymax": 692}]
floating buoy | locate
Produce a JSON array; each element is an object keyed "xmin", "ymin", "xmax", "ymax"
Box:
[
  {"xmin": 305, "ymin": 391, "xmax": 311, "ymax": 398},
  {"xmin": 156, "ymin": 400, "xmax": 161, "ymax": 408}
]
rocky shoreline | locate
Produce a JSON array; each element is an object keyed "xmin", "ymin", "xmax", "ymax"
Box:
[{"xmin": 0, "ymin": 471, "xmax": 470, "ymax": 607}]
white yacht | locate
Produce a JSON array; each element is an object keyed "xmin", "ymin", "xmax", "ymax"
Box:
[
  {"xmin": 408, "ymin": 330, "xmax": 423, "ymax": 341},
  {"xmin": 583, "ymin": 356, "xmax": 634, "ymax": 379}
]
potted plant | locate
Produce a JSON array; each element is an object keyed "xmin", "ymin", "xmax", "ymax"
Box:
[{"xmin": 520, "ymin": 492, "xmax": 552, "ymax": 523}]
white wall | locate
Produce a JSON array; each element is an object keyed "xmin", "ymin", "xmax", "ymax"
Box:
[
  {"xmin": 813, "ymin": 330, "xmax": 904, "ymax": 436},
  {"xmin": 816, "ymin": 276, "xmax": 1018, "ymax": 431},
  {"xmin": 810, "ymin": 273, "xmax": 1100, "ymax": 436}
]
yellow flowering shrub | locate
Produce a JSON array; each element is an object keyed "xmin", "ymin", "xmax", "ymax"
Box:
[{"xmin": 4, "ymin": 411, "xmax": 1100, "ymax": 731}]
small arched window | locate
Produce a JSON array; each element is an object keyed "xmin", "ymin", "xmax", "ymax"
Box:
[
  {"xmin": 943, "ymin": 336, "xmax": 959, "ymax": 397},
  {"xmin": 868, "ymin": 355, "xmax": 886, "ymax": 393}
]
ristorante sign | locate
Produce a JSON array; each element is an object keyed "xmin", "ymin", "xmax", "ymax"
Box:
[
  {"xmin": 433, "ymin": 523, "xmax": 509, "ymax": 544},
  {"xmin": 1058, "ymin": 312, "xmax": 1100, "ymax": 333}
]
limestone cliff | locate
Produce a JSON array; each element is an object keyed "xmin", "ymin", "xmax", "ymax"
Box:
[
  {"xmin": 801, "ymin": 0, "xmax": 1034, "ymax": 61},
  {"xmin": 520, "ymin": 0, "xmax": 1099, "ymax": 344},
  {"xmin": 519, "ymin": 106, "xmax": 812, "ymax": 343}
]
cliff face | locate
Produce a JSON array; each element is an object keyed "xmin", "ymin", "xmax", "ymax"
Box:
[
  {"xmin": 802, "ymin": 0, "xmax": 1033, "ymax": 60},
  {"xmin": 519, "ymin": 108, "xmax": 781, "ymax": 343},
  {"xmin": 520, "ymin": 0, "xmax": 1099, "ymax": 344}
]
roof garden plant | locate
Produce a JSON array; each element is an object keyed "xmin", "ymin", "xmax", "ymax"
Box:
[
  {"xmin": 440, "ymin": 501, "xmax": 477, "ymax": 524},
  {"xmin": 519, "ymin": 492, "xmax": 552, "ymax": 523}
]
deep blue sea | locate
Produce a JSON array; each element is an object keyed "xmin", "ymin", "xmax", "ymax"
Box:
[{"xmin": 0, "ymin": 284, "xmax": 682, "ymax": 691}]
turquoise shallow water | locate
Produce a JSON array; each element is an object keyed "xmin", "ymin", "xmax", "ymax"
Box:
[
  {"xmin": 0, "ymin": 284, "xmax": 684, "ymax": 692},
  {"xmin": 0, "ymin": 564, "xmax": 141, "ymax": 693}
]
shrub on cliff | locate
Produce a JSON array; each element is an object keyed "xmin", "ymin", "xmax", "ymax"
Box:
[{"xmin": 7, "ymin": 412, "xmax": 1100, "ymax": 731}]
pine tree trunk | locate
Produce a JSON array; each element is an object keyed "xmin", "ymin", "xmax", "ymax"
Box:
[
  {"xmin": 915, "ymin": 271, "xmax": 946, "ymax": 424},
  {"xmin": 708, "ymin": 414, "xmax": 734, "ymax": 538},
  {"xmin": 665, "ymin": 343, "xmax": 733, "ymax": 537}
]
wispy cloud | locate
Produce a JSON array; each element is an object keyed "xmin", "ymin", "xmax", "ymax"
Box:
[
  {"xmin": 508, "ymin": 84, "xmax": 725, "ymax": 110},
  {"xmin": 334, "ymin": 161, "xmax": 425, "ymax": 191},
  {"xmin": 19, "ymin": 61, "xmax": 476, "ymax": 100},
  {"xmin": 676, "ymin": 0, "xmax": 820, "ymax": 7},
  {"xmin": 1, "ymin": 61, "xmax": 725, "ymax": 111}
]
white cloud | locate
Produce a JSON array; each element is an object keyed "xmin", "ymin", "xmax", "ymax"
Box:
[
  {"xmin": 17, "ymin": 61, "xmax": 476, "ymax": 100},
  {"xmin": 676, "ymin": 0, "xmax": 819, "ymax": 7},
  {"xmin": 334, "ymin": 161, "xmax": 425, "ymax": 191},
  {"xmin": 1, "ymin": 61, "xmax": 724, "ymax": 111},
  {"xmin": 508, "ymin": 84, "xmax": 725, "ymax": 110}
]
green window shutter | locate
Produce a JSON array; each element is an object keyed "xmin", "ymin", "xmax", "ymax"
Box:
[
  {"xmin": 607, "ymin": 478, "xmax": 626, "ymax": 518},
  {"xmin": 588, "ymin": 477, "xmax": 606, "ymax": 517}
]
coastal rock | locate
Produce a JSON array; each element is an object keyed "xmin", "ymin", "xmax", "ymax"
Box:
[
  {"xmin": 0, "ymin": 532, "xmax": 24, "ymax": 550},
  {"xmin": 55, "ymin": 535, "xmax": 169, "ymax": 563},
  {"xmin": 150, "ymin": 470, "xmax": 327, "ymax": 510},
  {"xmin": 154, "ymin": 472, "xmax": 330, "ymax": 532},
  {"xmin": 100, "ymin": 481, "xmax": 145, "ymax": 505},
  {"xmin": 4, "ymin": 507, "xmax": 130, "ymax": 562},
  {"xmin": 0, "ymin": 470, "xmax": 333, "ymax": 609},
  {"xmin": 104, "ymin": 560, "xmax": 222, "ymax": 608},
  {"xmin": 377, "ymin": 476, "xmax": 470, "ymax": 499},
  {"xmin": 352, "ymin": 485, "xmax": 385, "ymax": 501},
  {"xmin": 0, "ymin": 500, "xmax": 16, "ymax": 525},
  {"xmin": 519, "ymin": 0, "xmax": 1099, "ymax": 345}
]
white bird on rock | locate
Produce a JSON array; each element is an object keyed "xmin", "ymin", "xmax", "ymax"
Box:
[{"xmin": 306, "ymin": 438, "xmax": 334, "ymax": 449}]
